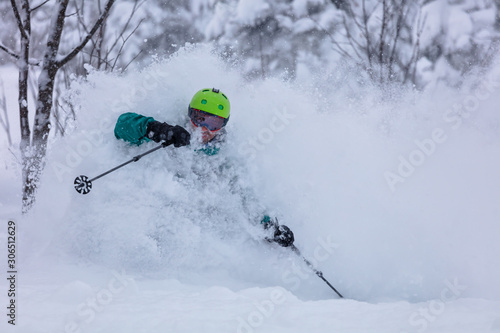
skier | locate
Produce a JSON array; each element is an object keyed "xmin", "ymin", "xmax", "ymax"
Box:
[{"xmin": 114, "ymin": 88, "xmax": 295, "ymax": 247}]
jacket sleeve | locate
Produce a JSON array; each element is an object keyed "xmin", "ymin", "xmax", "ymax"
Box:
[{"xmin": 114, "ymin": 112, "xmax": 156, "ymax": 145}]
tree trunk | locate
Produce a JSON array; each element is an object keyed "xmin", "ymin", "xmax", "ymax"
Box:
[
  {"xmin": 22, "ymin": 0, "xmax": 69, "ymax": 212},
  {"xmin": 21, "ymin": 0, "xmax": 115, "ymax": 212},
  {"xmin": 22, "ymin": 67, "xmax": 58, "ymax": 211},
  {"xmin": 14, "ymin": 0, "xmax": 33, "ymax": 211}
]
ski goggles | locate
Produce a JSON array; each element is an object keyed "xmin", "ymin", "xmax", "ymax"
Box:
[{"xmin": 188, "ymin": 107, "xmax": 228, "ymax": 132}]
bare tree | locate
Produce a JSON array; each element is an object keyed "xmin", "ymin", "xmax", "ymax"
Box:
[
  {"xmin": 72, "ymin": 0, "xmax": 145, "ymax": 73},
  {"xmin": 0, "ymin": 0, "xmax": 116, "ymax": 212},
  {"xmin": 329, "ymin": 0, "xmax": 425, "ymax": 87}
]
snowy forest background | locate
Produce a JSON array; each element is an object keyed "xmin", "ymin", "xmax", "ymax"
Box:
[
  {"xmin": 1, "ymin": 0, "xmax": 500, "ymax": 148},
  {"xmin": 2, "ymin": 0, "xmax": 500, "ymax": 85}
]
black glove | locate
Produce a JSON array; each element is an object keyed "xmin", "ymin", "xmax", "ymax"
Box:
[
  {"xmin": 147, "ymin": 121, "xmax": 190, "ymax": 147},
  {"xmin": 272, "ymin": 225, "xmax": 294, "ymax": 247},
  {"xmin": 262, "ymin": 216, "xmax": 295, "ymax": 247}
]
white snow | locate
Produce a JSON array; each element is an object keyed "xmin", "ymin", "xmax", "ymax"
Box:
[
  {"xmin": 1, "ymin": 44, "xmax": 500, "ymax": 332},
  {"xmin": 205, "ymin": 2, "xmax": 233, "ymax": 40},
  {"xmin": 293, "ymin": 18, "xmax": 316, "ymax": 34},
  {"xmin": 292, "ymin": 0, "xmax": 325, "ymax": 17},
  {"xmin": 235, "ymin": 0, "xmax": 271, "ymax": 26}
]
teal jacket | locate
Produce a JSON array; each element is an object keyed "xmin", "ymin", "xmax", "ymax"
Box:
[{"xmin": 114, "ymin": 112, "xmax": 156, "ymax": 145}]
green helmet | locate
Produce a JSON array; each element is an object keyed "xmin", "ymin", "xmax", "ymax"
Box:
[{"xmin": 189, "ymin": 88, "xmax": 230, "ymax": 119}]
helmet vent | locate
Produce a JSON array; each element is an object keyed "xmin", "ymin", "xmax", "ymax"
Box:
[{"xmin": 212, "ymin": 88, "xmax": 220, "ymax": 93}]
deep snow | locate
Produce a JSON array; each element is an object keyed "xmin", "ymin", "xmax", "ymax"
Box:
[{"xmin": 1, "ymin": 45, "xmax": 500, "ymax": 332}]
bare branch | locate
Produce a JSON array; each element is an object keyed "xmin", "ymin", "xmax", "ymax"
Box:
[
  {"xmin": 30, "ymin": 0, "xmax": 50, "ymax": 13},
  {"xmin": 0, "ymin": 44, "xmax": 20, "ymax": 60},
  {"xmin": 75, "ymin": 0, "xmax": 90, "ymax": 35},
  {"xmin": 379, "ymin": 0, "xmax": 387, "ymax": 66},
  {"xmin": 0, "ymin": 43, "xmax": 41, "ymax": 66},
  {"xmin": 106, "ymin": 0, "xmax": 144, "ymax": 56},
  {"xmin": 111, "ymin": 18, "xmax": 144, "ymax": 70},
  {"xmin": 362, "ymin": 0, "xmax": 374, "ymax": 70},
  {"xmin": 388, "ymin": 0, "xmax": 411, "ymax": 81},
  {"xmin": 65, "ymin": 11, "xmax": 79, "ymax": 18},
  {"xmin": 122, "ymin": 50, "xmax": 143, "ymax": 72},
  {"xmin": 56, "ymin": 0, "xmax": 116, "ymax": 68},
  {"xmin": 308, "ymin": 16, "xmax": 355, "ymax": 61},
  {"xmin": 408, "ymin": 8, "xmax": 426, "ymax": 85},
  {"xmin": 71, "ymin": 0, "xmax": 144, "ymax": 71},
  {"xmin": 341, "ymin": 14, "xmax": 365, "ymax": 62},
  {"xmin": 10, "ymin": 0, "xmax": 28, "ymax": 40}
]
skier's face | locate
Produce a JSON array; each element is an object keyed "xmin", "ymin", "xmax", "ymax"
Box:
[
  {"xmin": 190, "ymin": 122, "xmax": 217, "ymax": 143},
  {"xmin": 200, "ymin": 126, "xmax": 217, "ymax": 143}
]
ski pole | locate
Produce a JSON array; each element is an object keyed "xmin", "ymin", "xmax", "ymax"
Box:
[
  {"xmin": 269, "ymin": 218, "xmax": 344, "ymax": 298},
  {"xmin": 290, "ymin": 244, "xmax": 344, "ymax": 298},
  {"xmin": 74, "ymin": 142, "xmax": 170, "ymax": 194}
]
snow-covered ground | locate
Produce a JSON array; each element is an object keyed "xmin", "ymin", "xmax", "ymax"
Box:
[{"xmin": 1, "ymin": 45, "xmax": 500, "ymax": 332}]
